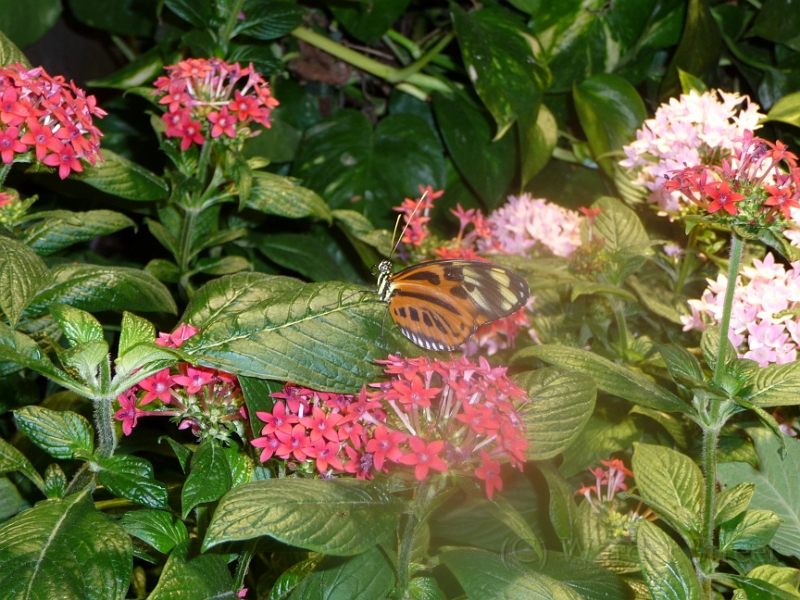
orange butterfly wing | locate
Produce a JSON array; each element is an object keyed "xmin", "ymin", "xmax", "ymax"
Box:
[{"xmin": 380, "ymin": 259, "xmax": 530, "ymax": 351}]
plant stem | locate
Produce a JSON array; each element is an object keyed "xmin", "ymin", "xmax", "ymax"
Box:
[
  {"xmin": 95, "ymin": 397, "xmax": 118, "ymax": 459},
  {"xmin": 397, "ymin": 478, "xmax": 432, "ymax": 592},
  {"xmin": 610, "ymin": 299, "xmax": 629, "ymax": 361},
  {"xmin": 713, "ymin": 234, "xmax": 743, "ymax": 386},
  {"xmin": 675, "ymin": 226, "xmax": 699, "ymax": 294},
  {"xmin": 221, "ymin": 0, "xmax": 245, "ymax": 45}
]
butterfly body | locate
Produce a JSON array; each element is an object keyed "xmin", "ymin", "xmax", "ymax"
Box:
[{"xmin": 377, "ymin": 259, "xmax": 530, "ymax": 351}]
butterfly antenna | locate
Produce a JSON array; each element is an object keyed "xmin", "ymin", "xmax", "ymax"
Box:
[{"xmin": 389, "ymin": 189, "xmax": 429, "ymax": 260}]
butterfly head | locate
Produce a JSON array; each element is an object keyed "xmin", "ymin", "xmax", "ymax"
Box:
[{"xmin": 377, "ymin": 260, "xmax": 393, "ymax": 275}]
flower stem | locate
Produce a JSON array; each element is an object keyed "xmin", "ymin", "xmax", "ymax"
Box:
[
  {"xmin": 220, "ymin": 0, "xmax": 245, "ymax": 45},
  {"xmin": 713, "ymin": 233, "xmax": 743, "ymax": 386},
  {"xmin": 675, "ymin": 226, "xmax": 699, "ymax": 294},
  {"xmin": 610, "ymin": 299, "xmax": 630, "ymax": 361},
  {"xmin": 95, "ymin": 397, "xmax": 118, "ymax": 459},
  {"xmin": 397, "ymin": 478, "xmax": 432, "ymax": 592}
]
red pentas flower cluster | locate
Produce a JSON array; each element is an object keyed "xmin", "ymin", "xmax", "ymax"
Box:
[
  {"xmin": 115, "ymin": 324, "xmax": 247, "ymax": 443},
  {"xmin": 251, "ymin": 354, "xmax": 530, "ymax": 498},
  {"xmin": 664, "ymin": 131, "xmax": 800, "ymax": 232},
  {"xmin": 153, "ymin": 58, "xmax": 278, "ymax": 151},
  {"xmin": 0, "ymin": 62, "xmax": 105, "ymax": 178}
]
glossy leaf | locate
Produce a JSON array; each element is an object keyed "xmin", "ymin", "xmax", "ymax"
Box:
[
  {"xmin": 120, "ymin": 509, "xmax": 189, "ymax": 554},
  {"xmin": 559, "ymin": 416, "xmax": 639, "ymax": 478},
  {"xmin": 538, "ymin": 552, "xmax": 634, "ymax": 600},
  {"xmin": 741, "ymin": 361, "xmax": 800, "ymax": 407},
  {"xmin": 331, "ymin": 0, "xmax": 408, "ymax": 44},
  {"xmin": 0, "ymin": 436, "xmax": 43, "ymax": 491},
  {"xmin": 68, "ymin": 0, "xmax": 155, "ymax": 36},
  {"xmin": 74, "ymin": 149, "xmax": 169, "ymax": 201},
  {"xmin": 520, "ymin": 103, "xmax": 557, "ymax": 187},
  {"xmin": 586, "ymin": 196, "xmax": 650, "ymax": 252},
  {"xmin": 14, "ymin": 406, "xmax": 94, "ymax": 460},
  {"xmin": 288, "ymin": 545, "xmax": 395, "ymax": 599},
  {"xmin": 766, "ymin": 92, "xmax": 800, "ymax": 128},
  {"xmin": 20, "ymin": 210, "xmax": 135, "ymax": 256},
  {"xmin": 253, "ymin": 232, "xmax": 352, "ymax": 282},
  {"xmin": 724, "ymin": 575, "xmax": 799, "ymax": 600},
  {"xmin": 292, "ymin": 110, "xmax": 445, "ymax": 228},
  {"xmin": 749, "ymin": 0, "xmax": 800, "ymax": 52},
  {"xmin": 719, "ymin": 428, "xmax": 800, "ymax": 558},
  {"xmin": 49, "ymin": 303, "xmax": 104, "ymax": 346},
  {"xmin": 147, "ymin": 540, "xmax": 237, "ymax": 600},
  {"xmin": 98, "ymin": 456, "xmax": 169, "ymax": 509},
  {"xmin": 719, "ymin": 509, "xmax": 781, "ymax": 552},
  {"xmin": 204, "ymin": 479, "xmax": 403, "ymax": 556},
  {"xmin": 0, "ymin": 0, "xmax": 60, "ymax": 49},
  {"xmin": 513, "ymin": 345, "xmax": 686, "ymax": 413},
  {"xmin": 516, "ymin": 367, "xmax": 596, "ymax": 460},
  {"xmin": 245, "ymin": 172, "xmax": 332, "ymax": 222},
  {"xmin": 0, "ymin": 232, "xmax": 51, "ymax": 327},
  {"xmin": 0, "ymin": 490, "xmax": 132, "ymax": 600},
  {"xmin": 715, "ymin": 482, "xmax": 754, "ymax": 527},
  {"xmin": 118, "ymin": 312, "xmax": 156, "ymax": 356},
  {"xmin": 182, "ymin": 438, "xmax": 232, "ymax": 517},
  {"xmin": 637, "ymin": 520, "xmax": 701, "ymax": 600},
  {"xmin": 235, "ymin": 1, "xmax": 305, "ymax": 40}
]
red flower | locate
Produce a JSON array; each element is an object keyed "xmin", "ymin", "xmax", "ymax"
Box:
[
  {"xmin": 159, "ymin": 81, "xmax": 191, "ymax": 113},
  {"xmin": 365, "ymin": 425, "xmax": 406, "ymax": 471},
  {"xmin": 391, "ymin": 375, "xmax": 440, "ymax": 408},
  {"xmin": 251, "ymin": 434, "xmax": 280, "ymax": 462},
  {"xmin": 20, "ymin": 119, "xmax": 59, "ymax": 161},
  {"xmin": 115, "ymin": 391, "xmax": 143, "ymax": 436},
  {"xmin": 0, "ymin": 87, "xmax": 29, "ymax": 126},
  {"xmin": 398, "ymin": 436, "xmax": 448, "ymax": 480},
  {"xmin": 456, "ymin": 402, "xmax": 501, "ymax": 435},
  {"xmin": 343, "ymin": 446, "xmax": 374, "ymax": 479},
  {"xmin": 207, "ymin": 106, "xmax": 238, "ymax": 138},
  {"xmin": 0, "ymin": 127, "xmax": 25, "ymax": 164},
  {"xmin": 306, "ymin": 439, "xmax": 344, "ymax": 473},
  {"xmin": 299, "ymin": 406, "xmax": 343, "ymax": 443},
  {"xmin": 172, "ymin": 366, "xmax": 216, "ymax": 394},
  {"xmin": 275, "ymin": 424, "xmax": 311, "ymax": 461},
  {"xmin": 138, "ymin": 368, "xmax": 175, "ymax": 405},
  {"xmin": 475, "ymin": 451, "xmax": 503, "ymax": 499},
  {"xmin": 179, "ymin": 116, "xmax": 204, "ymax": 150},
  {"xmin": 703, "ymin": 181, "xmax": 745, "ymax": 215},
  {"xmin": 170, "ymin": 323, "xmax": 199, "ymax": 346},
  {"xmin": 42, "ymin": 140, "xmax": 83, "ymax": 179},
  {"xmin": 764, "ymin": 184, "xmax": 800, "ymax": 219},
  {"xmin": 579, "ymin": 206, "xmax": 604, "ymax": 223},
  {"xmin": 255, "ymin": 401, "xmax": 296, "ymax": 436}
]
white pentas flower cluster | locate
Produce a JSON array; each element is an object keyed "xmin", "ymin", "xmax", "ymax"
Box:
[
  {"xmin": 620, "ymin": 90, "xmax": 765, "ymax": 214},
  {"xmin": 478, "ymin": 193, "xmax": 582, "ymax": 258},
  {"xmin": 682, "ymin": 254, "xmax": 800, "ymax": 366}
]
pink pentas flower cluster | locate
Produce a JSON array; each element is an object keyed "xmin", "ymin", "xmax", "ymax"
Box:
[
  {"xmin": 682, "ymin": 253, "xmax": 800, "ymax": 366},
  {"xmin": 621, "ymin": 90, "xmax": 765, "ymax": 214},
  {"xmin": 393, "ymin": 185, "xmax": 444, "ymax": 247},
  {"xmin": 251, "ymin": 354, "xmax": 530, "ymax": 499},
  {"xmin": 0, "ymin": 62, "xmax": 105, "ymax": 179},
  {"xmin": 153, "ymin": 58, "xmax": 278, "ymax": 151},
  {"xmin": 114, "ymin": 323, "xmax": 247, "ymax": 442}
]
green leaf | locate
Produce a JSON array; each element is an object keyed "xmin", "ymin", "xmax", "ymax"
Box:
[
  {"xmin": 147, "ymin": 540, "xmax": 236, "ymax": 600},
  {"xmin": 629, "ymin": 406, "xmax": 688, "ymax": 450},
  {"xmin": 637, "ymin": 520, "xmax": 701, "ymax": 600},
  {"xmin": 538, "ymin": 552, "xmax": 635, "ymax": 600},
  {"xmin": 88, "ymin": 43, "xmax": 170, "ymax": 89},
  {"xmin": 432, "ymin": 91, "xmax": 515, "ymax": 209},
  {"xmin": 513, "ymin": 345, "xmax": 686, "ymax": 413},
  {"xmin": 23, "ymin": 263, "xmax": 178, "ymax": 317},
  {"xmin": 181, "ymin": 281, "xmax": 414, "ymax": 393},
  {"xmin": 741, "ymin": 361, "xmax": 800, "ymax": 407},
  {"xmin": 288, "ymin": 545, "xmax": 395, "ymax": 599},
  {"xmin": 658, "ymin": 344, "xmax": 704, "ymax": 385},
  {"xmin": 245, "ymin": 172, "xmax": 332, "ymax": 222},
  {"xmin": 182, "ymin": 438, "xmax": 232, "ymax": 517},
  {"xmin": 235, "ymin": 1, "xmax": 305, "ymax": 40},
  {"xmin": 701, "ymin": 325, "xmax": 737, "ymax": 371},
  {"xmin": 0, "ymin": 0, "xmax": 60, "ymax": 48},
  {"xmin": 677, "ymin": 68, "xmax": 708, "ymax": 94},
  {"xmin": 159, "ymin": 436, "xmax": 191, "ymax": 473},
  {"xmin": 14, "ymin": 406, "xmax": 94, "ymax": 460},
  {"xmin": 632, "ymin": 443, "xmax": 704, "ymax": 535},
  {"xmin": 515, "ymin": 367, "xmax": 596, "ymax": 460},
  {"xmin": 49, "ymin": 303, "xmax": 104, "ymax": 345},
  {"xmin": 715, "ymin": 482, "xmax": 754, "ymax": 527},
  {"xmin": 719, "ymin": 509, "xmax": 781, "ymax": 552},
  {"xmin": 194, "ymin": 255, "xmax": 250, "ymax": 276},
  {"xmin": 520, "ymin": 103, "xmax": 557, "ymax": 188},
  {"xmin": 629, "ymin": 277, "xmax": 689, "ymax": 325},
  {"xmin": 452, "ymin": 5, "xmax": 544, "ymax": 138},
  {"xmin": 0, "ymin": 489, "xmax": 132, "ymax": 600},
  {"xmin": 59, "ymin": 339, "xmax": 109, "ymax": 384},
  {"xmin": 559, "ymin": 416, "xmax": 639, "ymax": 478},
  {"xmin": 73, "ymin": 149, "xmax": 169, "ymax": 200},
  {"xmin": 204, "ymin": 479, "xmax": 403, "ymax": 556},
  {"xmin": 333, "ymin": 209, "xmax": 393, "ymax": 257},
  {"xmin": 724, "ymin": 574, "xmax": 800, "ymax": 600},
  {"xmin": 0, "ymin": 436, "xmax": 43, "ymax": 491},
  {"xmin": 574, "ymin": 75, "xmax": 646, "ymax": 175},
  {"xmin": 118, "ymin": 312, "xmax": 156, "ymax": 356},
  {"xmin": 570, "ymin": 281, "xmax": 638, "ymax": 303},
  {"xmin": 587, "ymin": 197, "xmax": 650, "ymax": 252},
  {"xmin": 660, "ymin": 0, "xmax": 721, "ymax": 98},
  {"xmin": 0, "ymin": 232, "xmax": 51, "ymax": 327},
  {"xmin": 0, "ymin": 477, "xmax": 21, "ymax": 520},
  {"xmin": 440, "ymin": 548, "xmax": 582, "ymax": 599},
  {"xmin": 749, "ymin": 0, "xmax": 800, "ymax": 52},
  {"xmin": 718, "ymin": 428, "xmax": 800, "ymax": 558},
  {"xmin": 745, "ymin": 566, "xmax": 800, "ymax": 596},
  {"xmin": 331, "ymin": 0, "xmax": 408, "ymax": 43},
  {"xmin": 0, "ymin": 30, "xmax": 29, "ymax": 67},
  {"xmin": 240, "ymin": 376, "xmax": 281, "ymax": 436},
  {"xmin": 181, "ymin": 272, "xmax": 304, "ymax": 329},
  {"xmin": 20, "ymin": 210, "xmax": 135, "ymax": 256},
  {"xmin": 253, "ymin": 232, "xmax": 352, "ymax": 282},
  {"xmin": 164, "ymin": 0, "xmax": 210, "ymax": 26},
  {"xmin": 292, "ymin": 110, "xmax": 445, "ymax": 228},
  {"xmin": 0, "ymin": 321, "xmax": 60, "ymax": 380},
  {"xmin": 43, "ymin": 463, "xmax": 67, "ymax": 499},
  {"xmin": 765, "ymin": 92, "xmax": 800, "ymax": 128},
  {"xmin": 98, "ymin": 455, "xmax": 169, "ymax": 509},
  {"xmin": 69, "ymin": 0, "xmax": 155, "ymax": 36},
  {"xmin": 120, "ymin": 509, "xmax": 189, "ymax": 554}
]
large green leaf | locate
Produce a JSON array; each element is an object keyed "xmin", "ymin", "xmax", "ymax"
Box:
[
  {"xmin": 181, "ymin": 272, "xmax": 304, "ymax": 328},
  {"xmin": 19, "ymin": 210, "xmax": 135, "ymax": 256},
  {"xmin": 98, "ymin": 456, "xmax": 169, "ymax": 509},
  {"xmin": 559, "ymin": 416, "xmax": 639, "ymax": 478},
  {"xmin": 203, "ymin": 479, "xmax": 403, "ymax": 556},
  {"xmin": 516, "ymin": 367, "xmax": 596, "ymax": 460},
  {"xmin": 235, "ymin": 0, "xmax": 305, "ymax": 40},
  {"xmin": 253, "ymin": 232, "xmax": 352, "ymax": 282},
  {"xmin": 765, "ymin": 92, "xmax": 800, "ymax": 128},
  {"xmin": 23, "ymin": 263, "xmax": 177, "ymax": 318},
  {"xmin": 573, "ymin": 75, "xmax": 646, "ymax": 176},
  {"xmin": 452, "ymin": 5, "xmax": 545, "ymax": 138},
  {"xmin": 288, "ymin": 546, "xmax": 395, "ymax": 599},
  {"xmin": 433, "ymin": 91, "xmax": 515, "ymax": 209},
  {"xmin": 0, "ymin": 0, "xmax": 60, "ymax": 47},
  {"xmin": 0, "ymin": 490, "xmax": 132, "ymax": 600},
  {"xmin": 0, "ymin": 321, "xmax": 60, "ymax": 379},
  {"xmin": 292, "ymin": 110, "xmax": 445, "ymax": 228},
  {"xmin": 719, "ymin": 428, "xmax": 800, "ymax": 558},
  {"xmin": 637, "ymin": 520, "xmax": 701, "ymax": 600},
  {"xmin": 0, "ymin": 437, "xmax": 43, "ymax": 491},
  {"xmin": 749, "ymin": 0, "xmax": 800, "ymax": 52},
  {"xmin": 331, "ymin": 0, "xmax": 408, "ymax": 44},
  {"xmin": 741, "ymin": 361, "xmax": 800, "ymax": 407},
  {"xmin": 0, "ymin": 233, "xmax": 51, "ymax": 327},
  {"xmin": 120, "ymin": 509, "xmax": 189, "ymax": 554},
  {"xmin": 587, "ymin": 196, "xmax": 650, "ymax": 252},
  {"xmin": 148, "ymin": 540, "xmax": 237, "ymax": 600},
  {"xmin": 181, "ymin": 281, "xmax": 414, "ymax": 392},
  {"xmin": 73, "ymin": 149, "xmax": 169, "ymax": 201},
  {"xmin": 440, "ymin": 548, "xmax": 582, "ymax": 599},
  {"xmin": 245, "ymin": 172, "xmax": 332, "ymax": 222},
  {"xmin": 68, "ymin": 0, "xmax": 156, "ymax": 36},
  {"xmin": 513, "ymin": 345, "xmax": 686, "ymax": 413},
  {"xmin": 14, "ymin": 406, "xmax": 94, "ymax": 460},
  {"xmin": 538, "ymin": 552, "xmax": 634, "ymax": 600},
  {"xmin": 182, "ymin": 439, "xmax": 232, "ymax": 517}
]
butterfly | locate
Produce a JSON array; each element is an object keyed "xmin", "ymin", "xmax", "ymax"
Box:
[{"xmin": 376, "ymin": 258, "xmax": 530, "ymax": 351}]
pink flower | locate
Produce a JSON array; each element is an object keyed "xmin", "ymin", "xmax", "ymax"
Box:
[
  {"xmin": 138, "ymin": 368, "xmax": 175, "ymax": 405},
  {"xmin": 256, "ymin": 401, "xmax": 296, "ymax": 435},
  {"xmin": 306, "ymin": 439, "xmax": 344, "ymax": 473},
  {"xmin": 299, "ymin": 406, "xmax": 343, "ymax": 443},
  {"xmin": 365, "ymin": 425, "xmax": 406, "ymax": 471},
  {"xmin": 43, "ymin": 140, "xmax": 83, "ymax": 179},
  {"xmin": 275, "ymin": 424, "xmax": 312, "ymax": 461},
  {"xmin": 251, "ymin": 434, "xmax": 280, "ymax": 462},
  {"xmin": 475, "ymin": 451, "xmax": 503, "ymax": 499},
  {"xmin": 397, "ymin": 436, "xmax": 448, "ymax": 481},
  {"xmin": 0, "ymin": 127, "xmax": 25, "ymax": 164},
  {"xmin": 115, "ymin": 391, "xmax": 143, "ymax": 436},
  {"xmin": 207, "ymin": 105, "xmax": 238, "ymax": 139},
  {"xmin": 172, "ymin": 366, "xmax": 216, "ymax": 394}
]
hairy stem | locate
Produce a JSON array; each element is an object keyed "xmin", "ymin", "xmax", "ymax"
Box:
[
  {"xmin": 713, "ymin": 234, "xmax": 743, "ymax": 385},
  {"xmin": 95, "ymin": 397, "xmax": 118, "ymax": 459},
  {"xmin": 397, "ymin": 478, "xmax": 432, "ymax": 592}
]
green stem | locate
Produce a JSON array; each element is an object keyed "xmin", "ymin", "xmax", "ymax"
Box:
[
  {"xmin": 220, "ymin": 0, "xmax": 245, "ymax": 45},
  {"xmin": 95, "ymin": 397, "xmax": 118, "ymax": 459},
  {"xmin": 397, "ymin": 478, "xmax": 432, "ymax": 592},
  {"xmin": 675, "ymin": 226, "xmax": 699, "ymax": 294},
  {"xmin": 713, "ymin": 234, "xmax": 743, "ymax": 386},
  {"xmin": 177, "ymin": 206, "xmax": 200, "ymax": 279},
  {"xmin": 291, "ymin": 27, "xmax": 452, "ymax": 95},
  {"xmin": 610, "ymin": 299, "xmax": 629, "ymax": 361}
]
